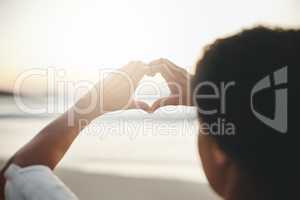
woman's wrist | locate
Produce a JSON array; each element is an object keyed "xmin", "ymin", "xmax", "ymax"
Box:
[{"xmin": 70, "ymin": 95, "xmax": 104, "ymax": 128}]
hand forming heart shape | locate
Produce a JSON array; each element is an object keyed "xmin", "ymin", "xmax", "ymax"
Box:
[
  {"xmin": 146, "ymin": 58, "xmax": 192, "ymax": 112},
  {"xmin": 128, "ymin": 58, "xmax": 192, "ymax": 113},
  {"xmin": 84, "ymin": 58, "xmax": 192, "ymax": 116}
]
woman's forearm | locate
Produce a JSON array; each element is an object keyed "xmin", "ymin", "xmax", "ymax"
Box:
[
  {"xmin": 10, "ymin": 92, "xmax": 102, "ymax": 169},
  {"xmin": 0, "ymin": 93, "xmax": 101, "ymax": 199},
  {"xmin": 0, "ymin": 61, "xmax": 155, "ymax": 199},
  {"xmin": 0, "ymin": 90, "xmax": 102, "ymax": 198}
]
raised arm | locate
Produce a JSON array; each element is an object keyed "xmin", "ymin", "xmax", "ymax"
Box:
[{"xmin": 0, "ymin": 61, "xmax": 152, "ymax": 199}]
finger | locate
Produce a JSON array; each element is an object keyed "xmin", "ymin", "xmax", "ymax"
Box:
[
  {"xmin": 149, "ymin": 96, "xmax": 180, "ymax": 113},
  {"xmin": 149, "ymin": 59, "xmax": 177, "ymax": 82},
  {"xmin": 121, "ymin": 61, "xmax": 153, "ymax": 86},
  {"xmin": 167, "ymin": 81, "xmax": 184, "ymax": 94},
  {"xmin": 149, "ymin": 58, "xmax": 187, "ymax": 78},
  {"xmin": 129, "ymin": 100, "xmax": 150, "ymax": 112},
  {"xmin": 149, "ymin": 58, "xmax": 189, "ymax": 86}
]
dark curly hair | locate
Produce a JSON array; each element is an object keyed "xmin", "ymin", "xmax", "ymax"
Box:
[{"xmin": 192, "ymin": 26, "xmax": 299, "ymax": 199}]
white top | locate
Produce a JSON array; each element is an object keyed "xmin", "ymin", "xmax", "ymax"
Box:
[{"xmin": 4, "ymin": 164, "xmax": 78, "ymax": 200}]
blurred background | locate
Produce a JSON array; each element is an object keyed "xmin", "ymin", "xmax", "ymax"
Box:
[{"xmin": 0, "ymin": 0, "xmax": 299, "ymax": 199}]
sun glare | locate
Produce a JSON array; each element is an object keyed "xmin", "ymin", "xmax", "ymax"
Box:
[{"xmin": 0, "ymin": 0, "xmax": 299, "ymax": 93}]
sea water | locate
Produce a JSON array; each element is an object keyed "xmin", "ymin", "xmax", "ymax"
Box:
[{"xmin": 0, "ymin": 96, "xmax": 207, "ymax": 183}]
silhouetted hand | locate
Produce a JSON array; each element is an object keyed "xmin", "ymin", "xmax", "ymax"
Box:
[
  {"xmin": 77, "ymin": 61, "xmax": 154, "ymax": 117},
  {"xmin": 148, "ymin": 58, "xmax": 192, "ymax": 112}
]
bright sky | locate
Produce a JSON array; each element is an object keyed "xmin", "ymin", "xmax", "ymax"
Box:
[{"xmin": 0, "ymin": 0, "xmax": 299, "ymax": 93}]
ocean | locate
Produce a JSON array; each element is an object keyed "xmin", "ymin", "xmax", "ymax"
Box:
[{"xmin": 0, "ymin": 96, "xmax": 207, "ymax": 183}]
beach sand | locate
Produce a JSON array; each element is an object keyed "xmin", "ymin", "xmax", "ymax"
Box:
[{"xmin": 0, "ymin": 159, "xmax": 220, "ymax": 200}]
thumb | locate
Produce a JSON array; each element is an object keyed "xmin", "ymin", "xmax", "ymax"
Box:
[
  {"xmin": 129, "ymin": 100, "xmax": 151, "ymax": 112},
  {"xmin": 149, "ymin": 96, "xmax": 180, "ymax": 113}
]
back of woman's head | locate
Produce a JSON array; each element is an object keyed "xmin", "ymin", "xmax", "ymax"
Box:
[{"xmin": 192, "ymin": 26, "xmax": 299, "ymax": 199}]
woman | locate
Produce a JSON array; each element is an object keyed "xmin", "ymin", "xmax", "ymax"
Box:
[{"xmin": 0, "ymin": 26, "xmax": 298, "ymax": 199}]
